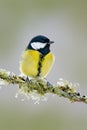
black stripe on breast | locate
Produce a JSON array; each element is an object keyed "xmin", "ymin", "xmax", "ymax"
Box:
[{"xmin": 37, "ymin": 54, "xmax": 44, "ymax": 77}]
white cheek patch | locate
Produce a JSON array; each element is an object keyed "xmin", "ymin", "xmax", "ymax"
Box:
[{"xmin": 31, "ymin": 42, "xmax": 46, "ymax": 50}]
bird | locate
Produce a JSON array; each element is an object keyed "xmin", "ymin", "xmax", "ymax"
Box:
[{"xmin": 20, "ymin": 35, "xmax": 55, "ymax": 79}]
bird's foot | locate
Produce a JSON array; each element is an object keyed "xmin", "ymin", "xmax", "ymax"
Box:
[
  {"xmin": 43, "ymin": 78, "xmax": 53, "ymax": 87},
  {"xmin": 25, "ymin": 76, "xmax": 30, "ymax": 82}
]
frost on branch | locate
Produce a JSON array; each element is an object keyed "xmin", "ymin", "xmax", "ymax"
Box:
[{"xmin": 0, "ymin": 69, "xmax": 87, "ymax": 104}]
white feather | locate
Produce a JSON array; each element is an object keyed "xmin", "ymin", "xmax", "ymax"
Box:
[{"xmin": 31, "ymin": 42, "xmax": 46, "ymax": 50}]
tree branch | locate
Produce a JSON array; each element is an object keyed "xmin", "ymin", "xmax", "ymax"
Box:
[{"xmin": 0, "ymin": 69, "xmax": 87, "ymax": 104}]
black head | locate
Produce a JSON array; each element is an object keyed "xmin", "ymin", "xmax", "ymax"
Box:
[
  {"xmin": 30, "ymin": 35, "xmax": 50, "ymax": 43},
  {"xmin": 27, "ymin": 35, "xmax": 54, "ymax": 55}
]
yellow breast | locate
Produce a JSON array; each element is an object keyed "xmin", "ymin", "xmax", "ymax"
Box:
[
  {"xmin": 20, "ymin": 49, "xmax": 55, "ymax": 78},
  {"xmin": 40, "ymin": 52, "xmax": 55, "ymax": 77},
  {"xmin": 20, "ymin": 50, "xmax": 40, "ymax": 77}
]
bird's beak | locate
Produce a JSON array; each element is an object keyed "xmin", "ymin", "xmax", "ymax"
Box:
[{"xmin": 49, "ymin": 41, "xmax": 54, "ymax": 44}]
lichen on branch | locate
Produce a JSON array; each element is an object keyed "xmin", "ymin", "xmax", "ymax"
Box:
[{"xmin": 0, "ymin": 69, "xmax": 87, "ymax": 104}]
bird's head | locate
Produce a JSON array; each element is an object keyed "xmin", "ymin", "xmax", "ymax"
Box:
[{"xmin": 27, "ymin": 35, "xmax": 54, "ymax": 55}]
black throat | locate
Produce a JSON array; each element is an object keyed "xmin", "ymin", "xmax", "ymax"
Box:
[{"xmin": 38, "ymin": 44, "xmax": 50, "ymax": 56}]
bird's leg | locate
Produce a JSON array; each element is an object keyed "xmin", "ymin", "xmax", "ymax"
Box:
[
  {"xmin": 44, "ymin": 78, "xmax": 53, "ymax": 87},
  {"xmin": 47, "ymin": 81, "xmax": 53, "ymax": 87},
  {"xmin": 25, "ymin": 76, "xmax": 30, "ymax": 82}
]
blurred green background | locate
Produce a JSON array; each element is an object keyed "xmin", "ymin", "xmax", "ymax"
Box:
[{"xmin": 0, "ymin": 0, "xmax": 87, "ymax": 130}]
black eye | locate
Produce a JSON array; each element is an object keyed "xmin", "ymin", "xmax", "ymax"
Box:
[{"xmin": 44, "ymin": 38, "xmax": 50, "ymax": 43}]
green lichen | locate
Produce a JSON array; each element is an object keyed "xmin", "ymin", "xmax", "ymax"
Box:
[{"xmin": 0, "ymin": 69, "xmax": 87, "ymax": 104}]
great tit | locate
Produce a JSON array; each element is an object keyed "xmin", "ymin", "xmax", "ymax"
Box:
[{"xmin": 20, "ymin": 35, "xmax": 55, "ymax": 78}]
